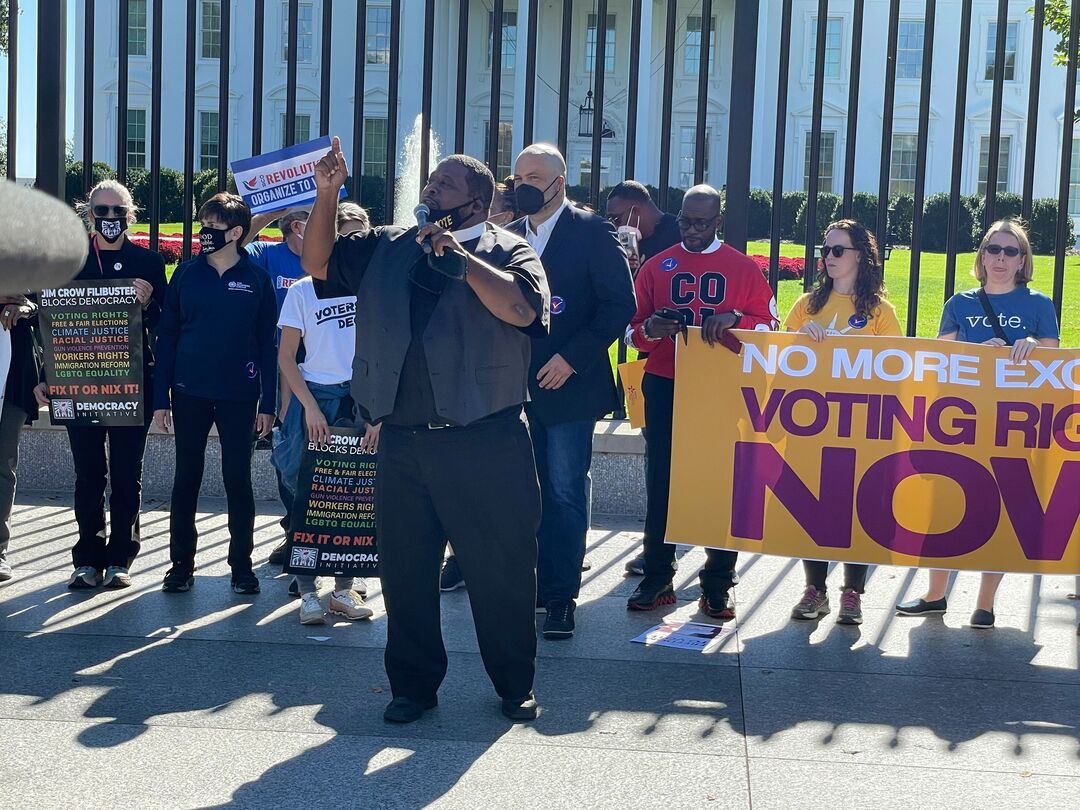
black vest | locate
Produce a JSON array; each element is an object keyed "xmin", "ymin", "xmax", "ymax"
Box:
[{"xmin": 352, "ymin": 225, "xmax": 534, "ymax": 426}]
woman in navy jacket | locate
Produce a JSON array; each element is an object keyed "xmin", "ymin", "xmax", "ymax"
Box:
[{"xmin": 153, "ymin": 193, "xmax": 277, "ymax": 596}]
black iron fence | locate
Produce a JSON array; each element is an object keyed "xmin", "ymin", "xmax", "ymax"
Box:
[{"xmin": 8, "ymin": 0, "xmax": 1080, "ymax": 324}]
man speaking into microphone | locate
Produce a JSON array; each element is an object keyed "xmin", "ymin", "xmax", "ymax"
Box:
[{"xmin": 302, "ymin": 138, "xmax": 550, "ymax": 724}]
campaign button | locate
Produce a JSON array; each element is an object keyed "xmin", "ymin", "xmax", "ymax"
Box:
[
  {"xmin": 661, "ymin": 257, "xmax": 678, "ymax": 272},
  {"xmin": 551, "ymin": 296, "xmax": 566, "ymax": 315}
]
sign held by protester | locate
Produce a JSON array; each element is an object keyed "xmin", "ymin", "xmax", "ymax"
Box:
[
  {"xmin": 669, "ymin": 329, "xmax": 1080, "ymax": 575},
  {"xmin": 39, "ymin": 279, "xmax": 144, "ymax": 426},
  {"xmin": 283, "ymin": 427, "xmax": 379, "ymax": 577},
  {"xmin": 231, "ymin": 136, "xmax": 347, "ymax": 214}
]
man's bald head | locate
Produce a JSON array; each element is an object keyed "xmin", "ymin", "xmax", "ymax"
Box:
[
  {"xmin": 515, "ymin": 143, "xmax": 567, "ymax": 178},
  {"xmin": 682, "ymin": 184, "xmax": 721, "ymax": 214}
]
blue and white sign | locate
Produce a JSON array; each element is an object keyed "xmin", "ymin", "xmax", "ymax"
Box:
[{"xmin": 231, "ymin": 136, "xmax": 346, "ymax": 214}]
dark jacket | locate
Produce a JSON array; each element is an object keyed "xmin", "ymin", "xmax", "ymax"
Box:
[
  {"xmin": 325, "ymin": 222, "xmax": 550, "ymax": 427},
  {"xmin": 509, "ymin": 204, "xmax": 636, "ymax": 425},
  {"xmin": 154, "ymin": 253, "xmax": 278, "ymax": 413},
  {"xmin": 6, "ymin": 318, "xmax": 42, "ymax": 423}
]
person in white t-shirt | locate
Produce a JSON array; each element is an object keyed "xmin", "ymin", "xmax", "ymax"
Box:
[{"xmin": 274, "ymin": 272, "xmax": 380, "ymax": 624}]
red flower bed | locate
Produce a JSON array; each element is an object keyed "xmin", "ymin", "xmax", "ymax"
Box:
[
  {"xmin": 748, "ymin": 254, "xmax": 807, "ymax": 281},
  {"xmin": 127, "ymin": 232, "xmax": 283, "ymax": 264}
]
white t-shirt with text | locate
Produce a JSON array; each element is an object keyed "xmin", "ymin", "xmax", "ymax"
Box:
[{"xmin": 277, "ymin": 276, "xmax": 356, "ymax": 385}]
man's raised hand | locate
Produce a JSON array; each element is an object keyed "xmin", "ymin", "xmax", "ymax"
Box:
[{"xmin": 315, "ymin": 136, "xmax": 349, "ymax": 193}]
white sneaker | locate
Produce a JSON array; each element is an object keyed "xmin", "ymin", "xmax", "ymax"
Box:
[
  {"xmin": 328, "ymin": 589, "xmax": 374, "ymax": 620},
  {"xmin": 68, "ymin": 566, "xmax": 102, "ymax": 589},
  {"xmin": 299, "ymin": 592, "xmax": 326, "ymax": 625},
  {"xmin": 103, "ymin": 566, "xmax": 132, "ymax": 589}
]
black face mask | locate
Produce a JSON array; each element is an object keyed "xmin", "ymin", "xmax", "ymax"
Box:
[
  {"xmin": 95, "ymin": 218, "xmax": 127, "ymax": 244},
  {"xmin": 515, "ymin": 177, "xmax": 560, "ymax": 216},
  {"xmin": 425, "ymin": 199, "xmax": 479, "ymax": 232},
  {"xmin": 199, "ymin": 226, "xmax": 233, "ymax": 255}
]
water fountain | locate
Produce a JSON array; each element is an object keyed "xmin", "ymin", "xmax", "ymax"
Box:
[{"xmin": 393, "ymin": 114, "xmax": 442, "ymax": 226}]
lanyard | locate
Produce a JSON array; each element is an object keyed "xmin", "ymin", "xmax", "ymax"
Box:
[{"xmin": 90, "ymin": 234, "xmax": 106, "ymax": 277}]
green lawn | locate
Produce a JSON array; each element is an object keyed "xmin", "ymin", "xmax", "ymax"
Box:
[
  {"xmin": 609, "ymin": 242, "xmax": 1080, "ymax": 373},
  {"xmin": 136, "ymin": 224, "xmax": 1080, "ymax": 347}
]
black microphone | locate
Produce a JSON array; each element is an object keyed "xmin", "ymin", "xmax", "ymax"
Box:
[
  {"xmin": 412, "ymin": 201, "xmax": 468, "ymax": 282},
  {"xmin": 414, "ymin": 203, "xmax": 433, "ymax": 254}
]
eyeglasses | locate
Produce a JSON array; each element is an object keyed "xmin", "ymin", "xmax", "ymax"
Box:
[
  {"xmin": 676, "ymin": 215, "xmax": 718, "ymax": 232},
  {"xmin": 819, "ymin": 244, "xmax": 859, "ymax": 258},
  {"xmin": 984, "ymin": 244, "xmax": 1024, "ymax": 257},
  {"xmin": 92, "ymin": 204, "xmax": 130, "ymax": 218}
]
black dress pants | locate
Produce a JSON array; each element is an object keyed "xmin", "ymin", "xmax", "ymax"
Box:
[
  {"xmin": 640, "ymin": 373, "xmax": 738, "ymax": 592},
  {"xmin": 169, "ymin": 392, "xmax": 258, "ymax": 576},
  {"xmin": 377, "ymin": 413, "xmax": 541, "ymax": 702},
  {"xmin": 67, "ymin": 421, "xmax": 151, "ymax": 571}
]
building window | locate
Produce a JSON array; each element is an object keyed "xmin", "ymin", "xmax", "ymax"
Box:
[
  {"xmin": 363, "ymin": 118, "xmax": 388, "ymax": 178},
  {"xmin": 897, "ymin": 20, "xmax": 923, "ymax": 80},
  {"xmin": 128, "ymin": 0, "xmax": 148, "ymax": 57},
  {"xmin": 280, "ymin": 114, "xmax": 312, "ymax": 147},
  {"xmin": 483, "ymin": 121, "xmax": 514, "ymax": 179},
  {"xmin": 126, "ymin": 109, "xmax": 147, "ymax": 170},
  {"xmin": 1069, "ymin": 139, "xmax": 1080, "ymax": 217},
  {"xmin": 678, "ymin": 126, "xmax": 710, "ymax": 188},
  {"xmin": 585, "ymin": 14, "xmax": 616, "ymax": 73},
  {"xmin": 579, "ymin": 156, "xmax": 611, "ymax": 189},
  {"xmin": 200, "ymin": 0, "xmax": 221, "ymax": 59},
  {"xmin": 199, "ymin": 111, "xmax": 219, "ymax": 171},
  {"xmin": 487, "ymin": 11, "xmax": 517, "ymax": 71},
  {"xmin": 803, "ymin": 131, "xmax": 836, "ymax": 194},
  {"xmin": 281, "ymin": 2, "xmax": 314, "ymax": 64},
  {"xmin": 684, "ymin": 16, "xmax": 716, "ymax": 75},
  {"xmin": 977, "ymin": 135, "xmax": 1011, "ymax": 196},
  {"xmin": 366, "ymin": 6, "xmax": 391, "ymax": 65},
  {"xmin": 984, "ymin": 21, "xmax": 1019, "ymax": 81},
  {"xmin": 808, "ymin": 17, "xmax": 842, "ymax": 79},
  {"xmin": 890, "ymin": 134, "xmax": 918, "ymax": 195}
]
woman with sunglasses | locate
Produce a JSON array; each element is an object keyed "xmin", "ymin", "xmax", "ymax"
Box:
[
  {"xmin": 896, "ymin": 218, "xmax": 1058, "ymax": 629},
  {"xmin": 34, "ymin": 179, "xmax": 166, "ymax": 589},
  {"xmin": 785, "ymin": 219, "xmax": 900, "ymax": 625}
]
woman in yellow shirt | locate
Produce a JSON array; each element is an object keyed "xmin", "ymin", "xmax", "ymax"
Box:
[{"xmin": 783, "ymin": 219, "xmax": 900, "ymax": 625}]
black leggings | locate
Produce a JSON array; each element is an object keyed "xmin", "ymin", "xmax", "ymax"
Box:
[
  {"xmin": 168, "ymin": 392, "xmax": 257, "ymax": 576},
  {"xmin": 803, "ymin": 560, "xmax": 868, "ymax": 593}
]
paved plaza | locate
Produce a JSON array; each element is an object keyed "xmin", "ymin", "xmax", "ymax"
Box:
[{"xmin": 0, "ymin": 494, "xmax": 1078, "ymax": 808}]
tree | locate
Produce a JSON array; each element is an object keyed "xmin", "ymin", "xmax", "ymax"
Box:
[
  {"xmin": 0, "ymin": 1, "xmax": 8, "ymax": 56},
  {"xmin": 0, "ymin": 119, "xmax": 5, "ymax": 178},
  {"xmin": 1042, "ymin": 1, "xmax": 1080, "ymax": 119}
]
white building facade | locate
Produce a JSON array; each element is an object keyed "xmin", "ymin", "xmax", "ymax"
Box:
[{"xmin": 74, "ymin": 0, "xmax": 1080, "ymax": 213}]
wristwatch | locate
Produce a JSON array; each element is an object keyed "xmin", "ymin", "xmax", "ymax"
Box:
[{"xmin": 729, "ymin": 309, "xmax": 743, "ymax": 327}]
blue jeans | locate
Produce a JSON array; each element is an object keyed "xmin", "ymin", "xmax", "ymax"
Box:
[
  {"xmin": 529, "ymin": 415, "xmax": 596, "ymax": 604},
  {"xmin": 271, "ymin": 381, "xmax": 353, "ymax": 522}
]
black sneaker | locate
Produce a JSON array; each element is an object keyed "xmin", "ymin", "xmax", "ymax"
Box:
[
  {"xmin": 542, "ymin": 600, "xmax": 576, "ymax": 639},
  {"xmin": 501, "ymin": 694, "xmax": 539, "ymax": 722},
  {"xmin": 231, "ymin": 573, "xmax": 261, "ymax": 595},
  {"xmin": 969, "ymin": 608, "xmax": 995, "ymax": 629},
  {"xmin": 699, "ymin": 589, "xmax": 735, "ymax": 620},
  {"xmin": 384, "ymin": 695, "xmax": 437, "ymax": 724},
  {"xmin": 268, "ymin": 538, "xmax": 289, "ymax": 566},
  {"xmin": 626, "ymin": 576, "xmax": 676, "ymax": 611},
  {"xmin": 439, "ymin": 556, "xmax": 465, "ymax": 592},
  {"xmin": 162, "ymin": 567, "xmax": 194, "ymax": 593}
]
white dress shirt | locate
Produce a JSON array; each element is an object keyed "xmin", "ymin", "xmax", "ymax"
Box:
[{"xmin": 525, "ymin": 199, "xmax": 570, "ymax": 258}]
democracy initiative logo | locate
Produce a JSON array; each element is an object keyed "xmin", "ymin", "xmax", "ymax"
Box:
[
  {"xmin": 51, "ymin": 399, "xmax": 75, "ymax": 420},
  {"xmin": 290, "ymin": 547, "xmax": 317, "ymax": 570}
]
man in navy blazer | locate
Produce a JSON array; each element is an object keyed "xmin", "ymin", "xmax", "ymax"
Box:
[{"xmin": 510, "ymin": 144, "xmax": 636, "ymax": 639}]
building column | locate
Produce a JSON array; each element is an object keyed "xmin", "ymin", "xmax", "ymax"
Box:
[
  {"xmin": 634, "ymin": 0, "xmax": 656, "ymax": 184},
  {"xmin": 512, "ymin": 0, "xmax": 531, "ymax": 156}
]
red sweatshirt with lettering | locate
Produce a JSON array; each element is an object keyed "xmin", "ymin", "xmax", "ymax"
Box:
[{"xmin": 629, "ymin": 241, "xmax": 780, "ymax": 380}]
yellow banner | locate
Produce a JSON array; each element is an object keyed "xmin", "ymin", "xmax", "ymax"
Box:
[
  {"xmin": 668, "ymin": 329, "xmax": 1080, "ymax": 575},
  {"xmin": 618, "ymin": 359, "xmax": 647, "ymax": 429}
]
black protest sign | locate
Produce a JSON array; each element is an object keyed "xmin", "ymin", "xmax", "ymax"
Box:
[
  {"xmin": 40, "ymin": 279, "xmax": 144, "ymax": 426},
  {"xmin": 283, "ymin": 427, "xmax": 379, "ymax": 577}
]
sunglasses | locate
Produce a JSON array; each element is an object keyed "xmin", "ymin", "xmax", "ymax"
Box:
[
  {"xmin": 676, "ymin": 215, "xmax": 718, "ymax": 232},
  {"xmin": 92, "ymin": 204, "xmax": 130, "ymax": 218},
  {"xmin": 820, "ymin": 244, "xmax": 859, "ymax": 258},
  {"xmin": 984, "ymin": 244, "xmax": 1024, "ymax": 257}
]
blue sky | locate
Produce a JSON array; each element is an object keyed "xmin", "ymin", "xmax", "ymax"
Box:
[{"xmin": 0, "ymin": 3, "xmax": 78, "ymax": 178}]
